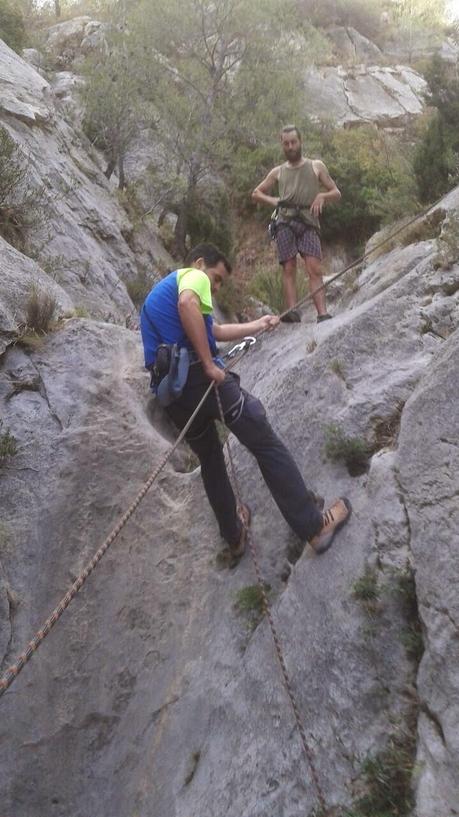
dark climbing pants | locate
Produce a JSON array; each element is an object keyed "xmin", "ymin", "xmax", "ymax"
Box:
[{"xmin": 166, "ymin": 366, "xmax": 323, "ymax": 547}]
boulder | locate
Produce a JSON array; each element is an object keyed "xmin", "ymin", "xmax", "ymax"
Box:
[{"xmin": 303, "ymin": 64, "xmax": 427, "ymax": 128}]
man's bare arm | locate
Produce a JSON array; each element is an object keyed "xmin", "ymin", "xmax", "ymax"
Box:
[
  {"xmin": 310, "ymin": 160, "xmax": 341, "ymax": 217},
  {"xmin": 213, "ymin": 315, "xmax": 279, "ymax": 342},
  {"xmin": 251, "ymin": 167, "xmax": 281, "ymax": 208},
  {"xmin": 178, "ymin": 290, "xmax": 225, "ymax": 384}
]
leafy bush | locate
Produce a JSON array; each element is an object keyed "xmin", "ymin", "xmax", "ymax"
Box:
[
  {"xmin": 0, "ymin": 0, "xmax": 26, "ymax": 53},
  {"xmin": 317, "ymin": 126, "xmax": 419, "ymax": 246},
  {"xmin": 413, "ymin": 113, "xmax": 453, "ymax": 203},
  {"xmin": 0, "ymin": 127, "xmax": 51, "ymax": 250},
  {"xmin": 413, "ymin": 56, "xmax": 459, "ymax": 203}
]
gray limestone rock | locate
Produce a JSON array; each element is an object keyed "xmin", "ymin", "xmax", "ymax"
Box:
[
  {"xmin": 303, "ymin": 64, "xmax": 427, "ymax": 128},
  {"xmin": 327, "ymin": 25, "xmax": 383, "ymax": 64},
  {"xmin": 0, "ymin": 39, "xmax": 172, "ymax": 329},
  {"xmin": 397, "ymin": 332, "xmax": 459, "ymax": 816},
  {"xmin": 0, "ymin": 181, "xmax": 458, "ymax": 815}
]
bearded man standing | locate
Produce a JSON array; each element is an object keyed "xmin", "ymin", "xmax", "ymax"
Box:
[{"xmin": 252, "ymin": 125, "xmax": 341, "ymax": 323}]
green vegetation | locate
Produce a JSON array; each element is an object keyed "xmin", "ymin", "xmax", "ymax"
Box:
[
  {"xmin": 25, "ymin": 286, "xmax": 56, "ymax": 333},
  {"xmin": 434, "ymin": 212, "xmax": 459, "ymax": 270},
  {"xmin": 215, "ymin": 277, "xmax": 245, "ymax": 318},
  {"xmin": 82, "ymin": 31, "xmax": 142, "ymax": 190},
  {"xmin": 0, "ymin": 421, "xmax": 17, "ymax": 461},
  {"xmin": 392, "ymin": 567, "xmax": 424, "ymax": 663},
  {"xmin": 248, "ymin": 263, "xmax": 308, "ymax": 314},
  {"xmin": 125, "ymin": 0, "xmax": 328, "ymax": 258},
  {"xmin": 72, "ymin": 306, "xmax": 90, "ymax": 318},
  {"xmin": 0, "ymin": 126, "xmax": 52, "ymax": 251},
  {"xmin": 317, "ymin": 126, "xmax": 419, "ymax": 247},
  {"xmin": 126, "ymin": 271, "xmax": 155, "ymax": 309},
  {"xmin": 400, "ymin": 626, "xmax": 424, "ymax": 662},
  {"xmin": 352, "ymin": 566, "xmax": 380, "ymax": 604},
  {"xmin": 329, "ymin": 358, "xmax": 345, "ymax": 380},
  {"xmin": 234, "ymin": 584, "xmax": 267, "ymax": 616},
  {"xmin": 370, "ymin": 401, "xmax": 405, "ymax": 451},
  {"xmin": 234, "ymin": 583, "xmax": 270, "ymax": 630},
  {"xmin": 351, "ymin": 721, "xmax": 416, "ymax": 817},
  {"xmin": 323, "ymin": 423, "xmax": 371, "ymax": 476},
  {"xmin": 0, "ymin": 0, "xmax": 26, "ymax": 52},
  {"xmin": 414, "ymin": 55, "xmax": 459, "ymax": 203}
]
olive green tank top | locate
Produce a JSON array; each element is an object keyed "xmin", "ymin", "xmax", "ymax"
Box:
[{"xmin": 278, "ymin": 159, "xmax": 320, "ymax": 231}]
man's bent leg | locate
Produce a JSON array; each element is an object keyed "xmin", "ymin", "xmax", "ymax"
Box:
[
  {"xmin": 227, "ymin": 390, "xmax": 322, "ymax": 541},
  {"xmin": 186, "ymin": 422, "xmax": 241, "ymax": 546},
  {"xmin": 166, "ymin": 393, "xmax": 241, "ymax": 547}
]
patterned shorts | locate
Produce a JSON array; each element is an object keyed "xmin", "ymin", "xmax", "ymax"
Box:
[{"xmin": 275, "ymin": 220, "xmax": 322, "ymax": 264}]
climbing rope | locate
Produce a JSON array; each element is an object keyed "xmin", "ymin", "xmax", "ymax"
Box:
[
  {"xmin": 0, "ymin": 343, "xmax": 254, "ymax": 699},
  {"xmin": 215, "ymin": 385, "xmax": 328, "ymax": 813},
  {"xmin": 0, "ymin": 381, "xmax": 217, "ymax": 698},
  {"xmin": 262, "ymin": 193, "xmax": 448, "ymax": 328}
]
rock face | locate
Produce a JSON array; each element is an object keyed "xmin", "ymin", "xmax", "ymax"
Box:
[
  {"xmin": 327, "ymin": 25, "xmax": 383, "ymax": 64},
  {"xmin": 0, "ymin": 38, "xmax": 172, "ymax": 324},
  {"xmin": 304, "ymin": 64, "xmax": 427, "ymax": 128},
  {"xmin": 1, "ymin": 177, "xmax": 458, "ymax": 817}
]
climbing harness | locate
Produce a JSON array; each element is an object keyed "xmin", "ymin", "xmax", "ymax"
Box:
[{"xmin": 156, "ymin": 345, "xmax": 190, "ymax": 407}]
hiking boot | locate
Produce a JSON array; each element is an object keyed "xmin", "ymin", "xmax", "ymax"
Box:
[
  {"xmin": 309, "ymin": 497, "xmax": 352, "ymax": 554},
  {"xmin": 286, "ymin": 491, "xmax": 325, "ymax": 565},
  {"xmin": 281, "ymin": 309, "xmax": 301, "ymax": 323},
  {"xmin": 229, "ymin": 503, "xmax": 252, "ymax": 559},
  {"xmin": 308, "ymin": 489, "xmax": 325, "ymax": 511},
  {"xmin": 317, "ymin": 313, "xmax": 332, "ymax": 323}
]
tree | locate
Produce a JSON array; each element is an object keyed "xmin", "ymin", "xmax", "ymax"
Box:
[
  {"xmin": 129, "ymin": 0, "xmax": 328, "ymax": 257},
  {"xmin": 0, "ymin": 0, "xmax": 26, "ymax": 52},
  {"xmin": 413, "ymin": 114, "xmax": 451, "ymax": 203},
  {"xmin": 82, "ymin": 33, "xmax": 142, "ymax": 189}
]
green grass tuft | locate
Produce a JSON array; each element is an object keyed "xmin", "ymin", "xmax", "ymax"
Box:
[
  {"xmin": 0, "ymin": 421, "xmax": 17, "ymax": 461},
  {"xmin": 323, "ymin": 423, "xmax": 371, "ymax": 476}
]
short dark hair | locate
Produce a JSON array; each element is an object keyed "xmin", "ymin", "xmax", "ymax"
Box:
[
  {"xmin": 281, "ymin": 124, "xmax": 301, "ymax": 141},
  {"xmin": 186, "ymin": 243, "xmax": 232, "ymax": 274}
]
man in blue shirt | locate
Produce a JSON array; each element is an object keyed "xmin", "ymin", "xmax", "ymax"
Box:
[{"xmin": 141, "ymin": 243, "xmax": 351, "ymax": 560}]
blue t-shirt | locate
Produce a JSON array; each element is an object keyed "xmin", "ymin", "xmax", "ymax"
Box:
[{"xmin": 140, "ymin": 269, "xmax": 218, "ymax": 368}]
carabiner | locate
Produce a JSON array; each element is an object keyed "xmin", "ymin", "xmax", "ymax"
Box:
[{"xmin": 225, "ymin": 336, "xmax": 256, "ymax": 359}]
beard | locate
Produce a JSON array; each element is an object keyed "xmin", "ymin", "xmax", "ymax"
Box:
[{"xmin": 284, "ymin": 146, "xmax": 302, "ymax": 162}]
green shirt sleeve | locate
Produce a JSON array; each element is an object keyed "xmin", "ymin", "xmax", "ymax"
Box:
[{"xmin": 177, "ymin": 267, "xmax": 213, "ymax": 315}]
